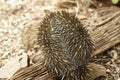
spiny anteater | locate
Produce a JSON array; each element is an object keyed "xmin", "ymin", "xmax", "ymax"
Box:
[
  {"xmin": 11, "ymin": 11, "xmax": 94, "ymax": 80},
  {"xmin": 37, "ymin": 11, "xmax": 94, "ymax": 80}
]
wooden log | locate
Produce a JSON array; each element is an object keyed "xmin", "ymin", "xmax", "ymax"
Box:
[
  {"xmin": 88, "ymin": 11, "xmax": 120, "ymax": 56},
  {"xmin": 10, "ymin": 62, "xmax": 56, "ymax": 80},
  {"xmin": 11, "ymin": 62, "xmax": 106, "ymax": 80}
]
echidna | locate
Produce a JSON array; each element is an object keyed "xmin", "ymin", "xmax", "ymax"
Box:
[{"xmin": 11, "ymin": 11, "xmax": 94, "ymax": 80}]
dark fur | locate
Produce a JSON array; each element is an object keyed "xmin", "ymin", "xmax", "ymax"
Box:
[{"xmin": 38, "ymin": 11, "xmax": 94, "ymax": 79}]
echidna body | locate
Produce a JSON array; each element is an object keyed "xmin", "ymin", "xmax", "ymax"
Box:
[{"xmin": 38, "ymin": 11, "xmax": 94, "ymax": 79}]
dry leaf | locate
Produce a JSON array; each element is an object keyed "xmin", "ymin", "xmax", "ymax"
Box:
[{"xmin": 0, "ymin": 53, "xmax": 28, "ymax": 79}]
